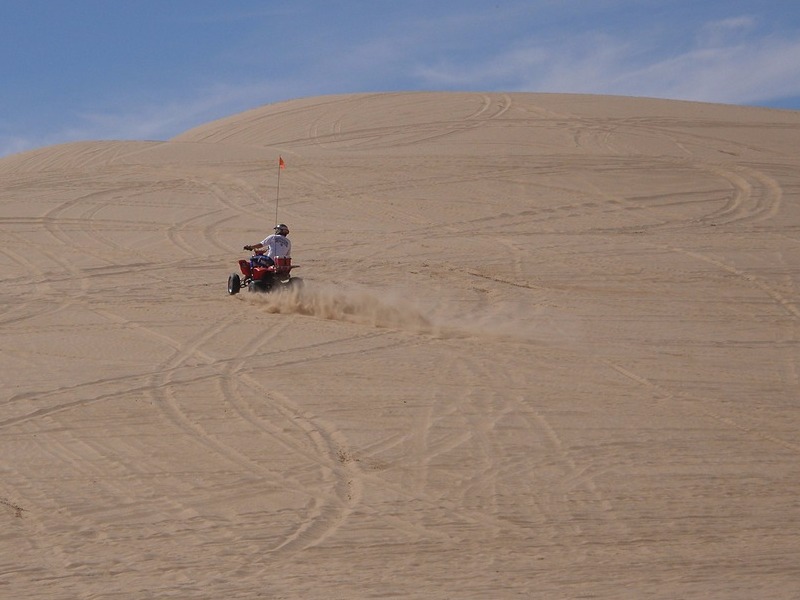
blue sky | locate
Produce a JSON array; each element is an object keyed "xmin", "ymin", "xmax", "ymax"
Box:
[{"xmin": 2, "ymin": 0, "xmax": 799, "ymax": 157}]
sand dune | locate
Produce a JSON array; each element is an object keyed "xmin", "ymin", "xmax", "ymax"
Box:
[{"xmin": 2, "ymin": 92, "xmax": 800, "ymax": 598}]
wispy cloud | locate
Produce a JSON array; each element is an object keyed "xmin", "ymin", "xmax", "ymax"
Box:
[
  {"xmin": 0, "ymin": 81, "xmax": 293, "ymax": 157},
  {"xmin": 613, "ymin": 36, "xmax": 800, "ymax": 104},
  {"xmin": 411, "ymin": 15, "xmax": 800, "ymax": 105},
  {"xmin": 0, "ymin": 135, "xmax": 38, "ymax": 158},
  {"xmin": 697, "ymin": 15, "xmax": 758, "ymax": 48},
  {"xmin": 72, "ymin": 83, "xmax": 275, "ymax": 140}
]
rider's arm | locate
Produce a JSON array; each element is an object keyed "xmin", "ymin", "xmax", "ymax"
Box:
[{"xmin": 243, "ymin": 242, "xmax": 265, "ymax": 251}]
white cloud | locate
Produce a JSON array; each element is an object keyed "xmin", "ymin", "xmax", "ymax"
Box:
[
  {"xmin": 0, "ymin": 135, "xmax": 39, "ymax": 158},
  {"xmin": 0, "ymin": 80, "xmax": 294, "ymax": 157},
  {"xmin": 697, "ymin": 15, "xmax": 758, "ymax": 48},
  {"xmin": 589, "ymin": 33, "xmax": 800, "ymax": 104},
  {"xmin": 409, "ymin": 17, "xmax": 800, "ymax": 107}
]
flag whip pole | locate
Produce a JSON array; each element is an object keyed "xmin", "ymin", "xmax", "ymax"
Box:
[{"xmin": 275, "ymin": 156, "xmax": 285, "ymax": 226}]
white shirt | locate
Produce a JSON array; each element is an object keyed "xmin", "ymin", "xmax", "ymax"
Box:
[{"xmin": 260, "ymin": 234, "xmax": 291, "ymax": 258}]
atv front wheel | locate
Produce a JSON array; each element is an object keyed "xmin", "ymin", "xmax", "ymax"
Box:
[{"xmin": 227, "ymin": 273, "xmax": 241, "ymax": 295}]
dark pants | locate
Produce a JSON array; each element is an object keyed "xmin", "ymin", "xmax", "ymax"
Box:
[{"xmin": 251, "ymin": 255, "xmax": 274, "ymax": 268}]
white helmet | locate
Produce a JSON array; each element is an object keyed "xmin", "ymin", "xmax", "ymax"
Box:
[{"xmin": 274, "ymin": 223, "xmax": 289, "ymax": 235}]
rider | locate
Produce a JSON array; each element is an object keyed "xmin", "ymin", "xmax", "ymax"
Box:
[{"xmin": 244, "ymin": 223, "xmax": 291, "ymax": 267}]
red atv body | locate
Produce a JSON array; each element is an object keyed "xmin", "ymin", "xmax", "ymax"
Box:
[{"xmin": 227, "ymin": 255, "xmax": 300, "ymax": 294}]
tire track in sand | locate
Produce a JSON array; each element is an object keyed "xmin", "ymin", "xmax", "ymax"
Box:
[
  {"xmin": 304, "ymin": 93, "xmax": 513, "ymax": 150},
  {"xmin": 605, "ymin": 362, "xmax": 800, "ymax": 454},
  {"xmin": 216, "ymin": 326, "xmax": 433, "ymax": 555}
]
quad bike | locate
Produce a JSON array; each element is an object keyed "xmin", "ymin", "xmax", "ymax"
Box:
[{"xmin": 227, "ymin": 253, "xmax": 301, "ymax": 294}]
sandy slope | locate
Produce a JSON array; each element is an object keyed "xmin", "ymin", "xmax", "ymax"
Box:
[{"xmin": 2, "ymin": 92, "xmax": 800, "ymax": 598}]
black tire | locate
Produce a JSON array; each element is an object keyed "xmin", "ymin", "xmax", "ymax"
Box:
[
  {"xmin": 249, "ymin": 280, "xmax": 271, "ymax": 293},
  {"xmin": 227, "ymin": 273, "xmax": 241, "ymax": 295}
]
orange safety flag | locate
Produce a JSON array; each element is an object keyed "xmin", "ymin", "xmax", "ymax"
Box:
[{"xmin": 279, "ymin": 156, "xmax": 286, "ymax": 169}]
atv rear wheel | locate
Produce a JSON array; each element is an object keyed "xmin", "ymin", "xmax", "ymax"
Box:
[
  {"xmin": 248, "ymin": 280, "xmax": 271, "ymax": 293},
  {"xmin": 227, "ymin": 273, "xmax": 241, "ymax": 295}
]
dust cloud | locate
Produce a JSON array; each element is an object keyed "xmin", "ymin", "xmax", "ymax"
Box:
[
  {"xmin": 242, "ymin": 282, "xmax": 583, "ymax": 346},
  {"xmin": 244, "ymin": 282, "xmax": 435, "ymax": 332}
]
